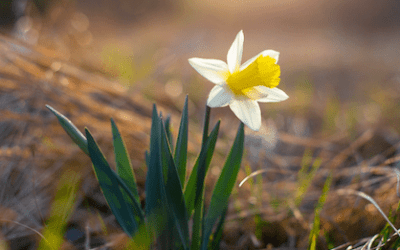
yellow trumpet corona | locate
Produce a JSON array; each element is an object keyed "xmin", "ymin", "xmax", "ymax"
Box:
[{"xmin": 227, "ymin": 55, "xmax": 280, "ymax": 99}]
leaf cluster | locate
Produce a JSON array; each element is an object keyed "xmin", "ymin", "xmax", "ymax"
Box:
[{"xmin": 46, "ymin": 96, "xmax": 245, "ymax": 249}]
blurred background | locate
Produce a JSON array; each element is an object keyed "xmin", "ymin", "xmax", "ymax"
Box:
[
  {"xmin": 2, "ymin": 0, "xmax": 400, "ymax": 249},
  {"xmin": 4, "ymin": 0, "xmax": 400, "ymax": 101},
  {"xmin": 3, "ymin": 0, "xmax": 400, "ymax": 131}
]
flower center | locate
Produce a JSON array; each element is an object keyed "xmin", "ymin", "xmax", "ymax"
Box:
[{"xmin": 226, "ymin": 55, "xmax": 280, "ymax": 98}]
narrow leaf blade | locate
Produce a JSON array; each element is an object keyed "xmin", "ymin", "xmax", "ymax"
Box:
[
  {"xmin": 164, "ymin": 115, "xmax": 173, "ymax": 151},
  {"xmin": 160, "ymin": 120, "xmax": 189, "ymax": 249},
  {"xmin": 308, "ymin": 174, "xmax": 332, "ymax": 250},
  {"xmin": 174, "ymin": 96, "xmax": 189, "ymax": 187},
  {"xmin": 201, "ymin": 122, "xmax": 245, "ymax": 249},
  {"xmin": 46, "ymin": 105, "xmax": 88, "ymax": 155},
  {"xmin": 145, "ymin": 105, "xmax": 164, "ymax": 215},
  {"xmin": 184, "ymin": 121, "xmax": 220, "ymax": 216},
  {"xmin": 190, "ymin": 194, "xmax": 203, "ymax": 250},
  {"xmin": 111, "ymin": 118, "xmax": 140, "ymax": 205},
  {"xmin": 85, "ymin": 128, "xmax": 138, "ymax": 236},
  {"xmin": 145, "ymin": 105, "xmax": 169, "ymax": 240},
  {"xmin": 210, "ymin": 206, "xmax": 228, "ymax": 250}
]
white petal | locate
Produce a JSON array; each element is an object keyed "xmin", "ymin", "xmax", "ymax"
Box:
[
  {"xmin": 188, "ymin": 58, "xmax": 229, "ymax": 84},
  {"xmin": 229, "ymin": 99, "xmax": 261, "ymax": 131},
  {"xmin": 240, "ymin": 50, "xmax": 280, "ymax": 71},
  {"xmin": 260, "ymin": 50, "xmax": 280, "ymax": 63},
  {"xmin": 207, "ymin": 84, "xmax": 233, "ymax": 107},
  {"xmin": 256, "ymin": 87, "xmax": 289, "ymax": 103},
  {"xmin": 227, "ymin": 30, "xmax": 244, "ymax": 74}
]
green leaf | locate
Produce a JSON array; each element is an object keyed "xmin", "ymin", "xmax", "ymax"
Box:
[
  {"xmin": 189, "ymin": 106, "xmax": 213, "ymax": 250},
  {"xmin": 190, "ymin": 193, "xmax": 204, "ymax": 250},
  {"xmin": 85, "ymin": 128, "xmax": 139, "ymax": 236},
  {"xmin": 195, "ymin": 121, "xmax": 220, "ymax": 206},
  {"xmin": 46, "ymin": 105, "xmax": 88, "ymax": 155},
  {"xmin": 164, "ymin": 115, "xmax": 173, "ymax": 151},
  {"xmin": 125, "ymin": 222, "xmax": 153, "ymax": 249},
  {"xmin": 210, "ymin": 206, "xmax": 228, "ymax": 250},
  {"xmin": 201, "ymin": 122, "xmax": 245, "ymax": 249},
  {"xmin": 160, "ymin": 119, "xmax": 189, "ymax": 249},
  {"xmin": 111, "ymin": 118, "xmax": 141, "ymax": 208},
  {"xmin": 145, "ymin": 105, "xmax": 168, "ymax": 234},
  {"xmin": 184, "ymin": 121, "xmax": 220, "ymax": 216},
  {"xmin": 174, "ymin": 96, "xmax": 189, "ymax": 187}
]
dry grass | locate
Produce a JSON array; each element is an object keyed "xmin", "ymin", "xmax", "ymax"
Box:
[{"xmin": 1, "ymin": 1, "xmax": 400, "ymax": 249}]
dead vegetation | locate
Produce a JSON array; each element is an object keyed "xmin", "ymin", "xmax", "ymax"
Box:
[{"xmin": 1, "ymin": 7, "xmax": 400, "ymax": 248}]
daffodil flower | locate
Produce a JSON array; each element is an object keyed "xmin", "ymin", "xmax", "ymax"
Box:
[{"xmin": 189, "ymin": 30, "xmax": 288, "ymax": 131}]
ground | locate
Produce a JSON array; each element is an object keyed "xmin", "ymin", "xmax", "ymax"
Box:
[{"xmin": 1, "ymin": 1, "xmax": 400, "ymax": 249}]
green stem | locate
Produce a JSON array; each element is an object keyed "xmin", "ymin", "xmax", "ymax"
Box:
[{"xmin": 201, "ymin": 106, "xmax": 211, "ymax": 146}]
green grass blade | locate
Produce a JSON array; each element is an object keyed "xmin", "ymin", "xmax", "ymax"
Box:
[
  {"xmin": 38, "ymin": 169, "xmax": 81, "ymax": 250},
  {"xmin": 160, "ymin": 119, "xmax": 189, "ymax": 249},
  {"xmin": 296, "ymin": 155, "xmax": 322, "ymax": 207},
  {"xmin": 174, "ymin": 96, "xmax": 189, "ymax": 187},
  {"xmin": 201, "ymin": 122, "xmax": 245, "ymax": 249},
  {"xmin": 308, "ymin": 173, "xmax": 332, "ymax": 250},
  {"xmin": 46, "ymin": 105, "xmax": 89, "ymax": 155},
  {"xmin": 380, "ymin": 200, "xmax": 400, "ymax": 242},
  {"xmin": 85, "ymin": 128, "xmax": 139, "ymax": 236},
  {"xmin": 111, "ymin": 118, "xmax": 141, "ymax": 205},
  {"xmin": 184, "ymin": 121, "xmax": 220, "ymax": 216}
]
